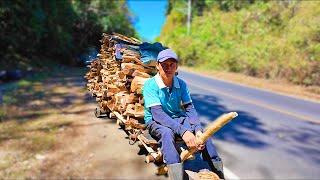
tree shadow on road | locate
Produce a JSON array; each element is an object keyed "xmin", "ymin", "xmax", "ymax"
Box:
[
  {"xmin": 191, "ymin": 93, "xmax": 269, "ymax": 149},
  {"xmin": 273, "ymin": 126, "xmax": 320, "ymax": 165}
]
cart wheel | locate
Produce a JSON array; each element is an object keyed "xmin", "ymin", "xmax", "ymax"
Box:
[{"xmin": 94, "ymin": 107, "xmax": 102, "ymax": 118}]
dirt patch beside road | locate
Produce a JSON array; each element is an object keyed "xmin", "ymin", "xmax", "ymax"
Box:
[
  {"xmin": 0, "ymin": 67, "xmax": 165, "ymax": 179},
  {"xmin": 33, "ymin": 107, "xmax": 162, "ymax": 178}
]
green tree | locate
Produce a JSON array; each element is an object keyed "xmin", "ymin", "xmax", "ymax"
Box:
[{"xmin": 0, "ymin": 0, "xmax": 136, "ymax": 69}]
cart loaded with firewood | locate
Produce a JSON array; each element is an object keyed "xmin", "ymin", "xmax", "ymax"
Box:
[{"xmin": 85, "ymin": 33, "xmax": 237, "ymax": 180}]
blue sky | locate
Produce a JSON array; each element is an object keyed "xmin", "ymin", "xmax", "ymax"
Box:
[{"xmin": 127, "ymin": 0, "xmax": 168, "ymax": 42}]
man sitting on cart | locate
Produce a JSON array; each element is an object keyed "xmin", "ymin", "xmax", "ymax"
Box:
[{"xmin": 143, "ymin": 49, "xmax": 224, "ymax": 180}]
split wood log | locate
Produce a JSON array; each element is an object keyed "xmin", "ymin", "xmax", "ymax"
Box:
[
  {"xmin": 124, "ymin": 103, "xmax": 144, "ymax": 118},
  {"xmin": 126, "ymin": 93, "xmax": 139, "ymax": 104},
  {"xmin": 122, "ymin": 55, "xmax": 142, "ymax": 64},
  {"xmin": 134, "ymin": 103, "xmax": 144, "ymax": 117},
  {"xmin": 124, "ymin": 117, "xmax": 146, "ymax": 130},
  {"xmin": 180, "ymin": 112, "xmax": 238, "ymax": 162},
  {"xmin": 132, "ymin": 70, "xmax": 150, "ymax": 78},
  {"xmin": 130, "ymin": 76, "xmax": 148, "ymax": 94},
  {"xmin": 123, "ymin": 104, "xmax": 135, "ymax": 116},
  {"xmin": 137, "ymin": 134, "xmax": 162, "ymax": 162},
  {"xmin": 86, "ymin": 33, "xmax": 157, "ymax": 128},
  {"xmin": 121, "ymin": 63, "xmax": 145, "ymax": 75}
]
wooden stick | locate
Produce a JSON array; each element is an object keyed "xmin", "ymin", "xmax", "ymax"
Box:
[
  {"xmin": 137, "ymin": 135, "xmax": 162, "ymax": 162},
  {"xmin": 180, "ymin": 112, "xmax": 238, "ymax": 162},
  {"xmin": 113, "ymin": 111, "xmax": 127, "ymax": 123}
]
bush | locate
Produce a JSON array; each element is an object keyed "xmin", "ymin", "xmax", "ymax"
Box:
[{"xmin": 158, "ymin": 0, "xmax": 320, "ymax": 86}]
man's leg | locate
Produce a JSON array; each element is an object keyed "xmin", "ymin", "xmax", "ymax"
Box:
[
  {"xmin": 148, "ymin": 121, "xmax": 180, "ymax": 164},
  {"xmin": 147, "ymin": 121, "xmax": 184, "ymax": 180}
]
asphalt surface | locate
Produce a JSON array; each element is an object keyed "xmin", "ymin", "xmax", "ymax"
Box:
[{"xmin": 179, "ymin": 70, "xmax": 320, "ymax": 179}]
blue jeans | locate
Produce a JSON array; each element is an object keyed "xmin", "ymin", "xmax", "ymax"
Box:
[{"xmin": 147, "ymin": 118, "xmax": 219, "ymax": 164}]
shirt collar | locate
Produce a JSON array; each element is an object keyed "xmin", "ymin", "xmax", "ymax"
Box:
[{"xmin": 155, "ymin": 73, "xmax": 180, "ymax": 89}]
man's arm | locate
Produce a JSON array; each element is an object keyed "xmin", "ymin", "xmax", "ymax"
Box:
[
  {"xmin": 151, "ymin": 105, "xmax": 199, "ymax": 149},
  {"xmin": 151, "ymin": 105, "xmax": 190, "ymax": 137},
  {"xmin": 184, "ymin": 103, "xmax": 203, "ymax": 133},
  {"xmin": 178, "ymin": 78, "xmax": 203, "ymax": 133}
]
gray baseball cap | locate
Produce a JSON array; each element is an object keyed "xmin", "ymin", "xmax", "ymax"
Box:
[{"xmin": 157, "ymin": 49, "xmax": 178, "ymax": 63}]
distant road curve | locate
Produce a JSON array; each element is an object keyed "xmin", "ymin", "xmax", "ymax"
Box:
[{"xmin": 179, "ymin": 70, "xmax": 320, "ymax": 124}]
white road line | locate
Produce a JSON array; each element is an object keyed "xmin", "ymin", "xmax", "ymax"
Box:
[
  {"xmin": 202, "ymin": 118, "xmax": 241, "ymax": 180},
  {"xmin": 224, "ymin": 167, "xmax": 240, "ymax": 180}
]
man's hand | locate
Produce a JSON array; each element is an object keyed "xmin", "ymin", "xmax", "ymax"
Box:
[
  {"xmin": 182, "ymin": 131, "xmax": 205, "ymax": 151},
  {"xmin": 196, "ymin": 131, "xmax": 205, "ymax": 151},
  {"xmin": 182, "ymin": 131, "xmax": 197, "ymax": 149}
]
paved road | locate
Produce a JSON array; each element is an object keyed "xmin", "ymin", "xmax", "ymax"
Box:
[{"xmin": 179, "ymin": 70, "xmax": 320, "ymax": 179}]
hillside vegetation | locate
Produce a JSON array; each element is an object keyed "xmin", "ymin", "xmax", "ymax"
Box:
[
  {"xmin": 158, "ymin": 0, "xmax": 319, "ymax": 86},
  {"xmin": 0, "ymin": 0, "xmax": 136, "ymax": 70}
]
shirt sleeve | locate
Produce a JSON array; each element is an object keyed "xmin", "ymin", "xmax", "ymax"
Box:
[
  {"xmin": 184, "ymin": 103, "xmax": 203, "ymax": 132},
  {"xmin": 151, "ymin": 105, "xmax": 190, "ymax": 137},
  {"xmin": 143, "ymin": 80, "xmax": 161, "ymax": 108},
  {"xmin": 180, "ymin": 79, "xmax": 192, "ymax": 105}
]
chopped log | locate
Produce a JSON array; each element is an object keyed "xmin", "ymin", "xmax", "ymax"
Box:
[
  {"xmin": 198, "ymin": 169, "xmax": 220, "ymax": 180},
  {"xmin": 132, "ymin": 70, "xmax": 150, "ymax": 78},
  {"xmin": 137, "ymin": 134, "xmax": 161, "ymax": 158},
  {"xmin": 101, "ymin": 100, "xmax": 109, "ymax": 110},
  {"xmin": 86, "ymin": 33, "xmax": 157, "ymax": 134},
  {"xmin": 126, "ymin": 93, "xmax": 139, "ymax": 104},
  {"xmin": 124, "ymin": 104, "xmax": 135, "ymax": 116},
  {"xmin": 134, "ymin": 103, "xmax": 144, "ymax": 117},
  {"xmin": 124, "ymin": 117, "xmax": 145, "ymax": 129},
  {"xmin": 107, "ymin": 97, "xmax": 116, "ymax": 111},
  {"xmin": 121, "ymin": 63, "xmax": 145, "ymax": 75},
  {"xmin": 124, "ymin": 103, "xmax": 144, "ymax": 118},
  {"xmin": 107, "ymin": 85, "xmax": 120, "ymax": 94},
  {"xmin": 116, "ymin": 71, "xmax": 126, "ymax": 81},
  {"xmin": 114, "ymin": 91, "xmax": 130, "ymax": 112},
  {"xmin": 131, "ymin": 76, "xmax": 148, "ymax": 94},
  {"xmin": 122, "ymin": 55, "xmax": 141, "ymax": 64}
]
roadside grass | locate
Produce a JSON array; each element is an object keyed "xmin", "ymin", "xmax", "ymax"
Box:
[{"xmin": 0, "ymin": 66, "xmax": 87, "ymax": 178}]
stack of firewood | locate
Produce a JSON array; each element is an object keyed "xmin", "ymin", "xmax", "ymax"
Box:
[{"xmin": 85, "ymin": 33, "xmax": 158, "ymax": 128}]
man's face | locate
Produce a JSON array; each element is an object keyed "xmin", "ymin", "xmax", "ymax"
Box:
[{"xmin": 157, "ymin": 58, "xmax": 178, "ymax": 80}]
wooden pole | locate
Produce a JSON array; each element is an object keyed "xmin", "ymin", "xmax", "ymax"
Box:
[{"xmin": 180, "ymin": 112, "xmax": 238, "ymax": 162}]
